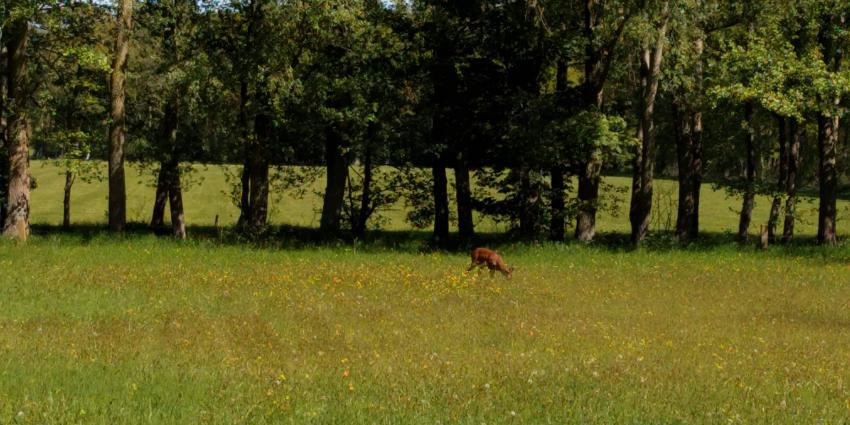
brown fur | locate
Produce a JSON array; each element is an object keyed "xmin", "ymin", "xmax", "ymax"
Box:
[{"xmin": 467, "ymin": 247, "xmax": 513, "ymax": 279}]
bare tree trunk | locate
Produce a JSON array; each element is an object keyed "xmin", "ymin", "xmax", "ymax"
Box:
[
  {"xmin": 353, "ymin": 143, "xmax": 373, "ymax": 238},
  {"xmin": 432, "ymin": 164, "xmax": 449, "ymax": 243},
  {"xmin": 167, "ymin": 162, "xmax": 186, "ymax": 239},
  {"xmin": 575, "ymin": 0, "xmax": 603, "ymax": 243},
  {"xmin": 150, "ymin": 166, "xmax": 168, "ymax": 228},
  {"xmin": 248, "ymin": 111, "xmax": 270, "ymax": 233},
  {"xmin": 674, "ymin": 103, "xmax": 703, "ymax": 241},
  {"xmin": 236, "ymin": 79, "xmax": 251, "ymax": 228},
  {"xmin": 3, "ymin": 19, "xmax": 30, "ymax": 241},
  {"xmin": 0, "ymin": 48, "xmax": 7, "ymax": 228},
  {"xmin": 455, "ymin": 161, "xmax": 474, "ymax": 242},
  {"xmin": 551, "ymin": 60, "xmax": 567, "ymax": 242},
  {"xmin": 237, "ymin": 157, "xmax": 251, "ymax": 228},
  {"xmin": 815, "ymin": 13, "xmax": 843, "ymax": 245},
  {"xmin": 575, "ymin": 160, "xmax": 600, "ymax": 242},
  {"xmin": 817, "ymin": 113, "xmax": 839, "ymax": 245},
  {"xmin": 550, "ymin": 166, "xmax": 565, "ymax": 242},
  {"xmin": 629, "ymin": 10, "xmax": 669, "ymax": 245},
  {"xmin": 320, "ymin": 129, "xmax": 348, "ymax": 236},
  {"xmin": 767, "ymin": 115, "xmax": 788, "ymax": 241},
  {"xmin": 782, "ymin": 118, "xmax": 800, "ymax": 243},
  {"xmin": 738, "ymin": 102, "xmax": 756, "ymax": 242},
  {"xmin": 63, "ymin": 170, "xmax": 74, "ymax": 229},
  {"xmin": 107, "ymin": 0, "xmax": 133, "ymax": 232}
]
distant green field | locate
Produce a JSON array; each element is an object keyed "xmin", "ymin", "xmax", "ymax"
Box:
[{"xmin": 28, "ymin": 160, "xmax": 841, "ymax": 237}]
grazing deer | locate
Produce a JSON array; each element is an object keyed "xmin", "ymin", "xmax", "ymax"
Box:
[{"xmin": 467, "ymin": 247, "xmax": 514, "ymax": 279}]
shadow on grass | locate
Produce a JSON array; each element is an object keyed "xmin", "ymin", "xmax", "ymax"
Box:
[{"xmin": 29, "ymin": 222, "xmax": 850, "ymax": 261}]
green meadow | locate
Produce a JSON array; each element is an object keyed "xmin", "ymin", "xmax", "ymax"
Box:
[
  {"xmin": 1, "ymin": 161, "xmax": 850, "ymax": 423},
  {"xmin": 27, "ymin": 160, "xmax": 842, "ymax": 237}
]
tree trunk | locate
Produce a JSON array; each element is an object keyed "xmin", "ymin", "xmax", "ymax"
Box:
[
  {"xmin": 782, "ymin": 118, "xmax": 800, "ymax": 243},
  {"xmin": 0, "ymin": 51, "xmax": 7, "ymax": 228},
  {"xmin": 237, "ymin": 158, "xmax": 251, "ymax": 228},
  {"xmin": 737, "ymin": 102, "xmax": 756, "ymax": 242},
  {"xmin": 151, "ymin": 166, "xmax": 168, "ymax": 228},
  {"xmin": 551, "ymin": 60, "xmax": 567, "ymax": 242},
  {"xmin": 353, "ymin": 143, "xmax": 373, "ymax": 238},
  {"xmin": 575, "ymin": 160, "xmax": 600, "ymax": 242},
  {"xmin": 674, "ymin": 104, "xmax": 703, "ymax": 241},
  {"xmin": 816, "ymin": 14, "xmax": 843, "ymax": 245},
  {"xmin": 629, "ymin": 15, "xmax": 669, "ymax": 245},
  {"xmin": 518, "ymin": 166, "xmax": 535, "ymax": 239},
  {"xmin": 248, "ymin": 111, "xmax": 270, "ymax": 233},
  {"xmin": 63, "ymin": 170, "xmax": 74, "ymax": 229},
  {"xmin": 3, "ymin": 19, "xmax": 30, "ymax": 241},
  {"xmin": 236, "ymin": 79, "xmax": 251, "ymax": 228},
  {"xmin": 455, "ymin": 162, "xmax": 474, "ymax": 242},
  {"xmin": 767, "ymin": 115, "xmax": 788, "ymax": 241},
  {"xmin": 573, "ymin": 0, "xmax": 633, "ymax": 242},
  {"xmin": 320, "ymin": 129, "xmax": 348, "ymax": 235},
  {"xmin": 817, "ymin": 113, "xmax": 838, "ymax": 245},
  {"xmin": 432, "ymin": 164, "xmax": 449, "ymax": 243},
  {"xmin": 167, "ymin": 162, "xmax": 186, "ymax": 239},
  {"xmin": 107, "ymin": 0, "xmax": 133, "ymax": 232},
  {"xmin": 550, "ymin": 166, "xmax": 565, "ymax": 242}
]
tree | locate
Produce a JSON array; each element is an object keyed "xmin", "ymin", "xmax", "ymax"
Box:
[
  {"xmin": 3, "ymin": 13, "xmax": 30, "ymax": 240},
  {"xmin": 108, "ymin": 0, "xmax": 133, "ymax": 232},
  {"xmin": 628, "ymin": 0, "xmax": 670, "ymax": 244}
]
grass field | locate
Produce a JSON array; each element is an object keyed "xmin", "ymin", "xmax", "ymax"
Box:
[
  {"xmin": 27, "ymin": 160, "xmax": 848, "ymax": 237},
  {"xmin": 3, "ymin": 237, "xmax": 850, "ymax": 423},
  {"xmin": 5, "ymin": 161, "xmax": 850, "ymax": 423}
]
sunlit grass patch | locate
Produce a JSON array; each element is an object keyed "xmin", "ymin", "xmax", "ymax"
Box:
[{"xmin": 1, "ymin": 237, "xmax": 850, "ymax": 423}]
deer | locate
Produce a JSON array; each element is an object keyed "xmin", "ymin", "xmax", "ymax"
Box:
[{"xmin": 467, "ymin": 247, "xmax": 514, "ymax": 279}]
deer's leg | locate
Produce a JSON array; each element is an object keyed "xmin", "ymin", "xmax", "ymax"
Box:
[{"xmin": 489, "ymin": 269, "xmax": 495, "ymax": 278}]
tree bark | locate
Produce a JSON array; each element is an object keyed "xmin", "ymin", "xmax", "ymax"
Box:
[
  {"xmin": 248, "ymin": 110, "xmax": 270, "ymax": 233},
  {"xmin": 432, "ymin": 164, "xmax": 449, "ymax": 243},
  {"xmin": 455, "ymin": 161, "xmax": 474, "ymax": 242},
  {"xmin": 167, "ymin": 161, "xmax": 186, "ymax": 239},
  {"xmin": 0, "ymin": 49, "xmax": 7, "ymax": 228},
  {"xmin": 63, "ymin": 170, "xmax": 74, "ymax": 229},
  {"xmin": 3, "ymin": 19, "xmax": 30, "ymax": 241},
  {"xmin": 817, "ymin": 113, "xmax": 838, "ymax": 245},
  {"xmin": 815, "ymin": 14, "xmax": 843, "ymax": 246},
  {"xmin": 575, "ymin": 160, "xmax": 600, "ymax": 242},
  {"xmin": 767, "ymin": 115, "xmax": 788, "ymax": 241},
  {"xmin": 353, "ymin": 143, "xmax": 373, "ymax": 238},
  {"xmin": 107, "ymin": 0, "xmax": 133, "ymax": 232},
  {"xmin": 782, "ymin": 118, "xmax": 800, "ymax": 243},
  {"xmin": 550, "ymin": 166, "xmax": 566, "ymax": 242},
  {"xmin": 150, "ymin": 166, "xmax": 168, "ymax": 228},
  {"xmin": 737, "ymin": 102, "xmax": 756, "ymax": 242},
  {"xmin": 629, "ymin": 11, "xmax": 669, "ymax": 245},
  {"xmin": 236, "ymin": 78, "xmax": 251, "ymax": 228},
  {"xmin": 320, "ymin": 129, "xmax": 348, "ymax": 235},
  {"xmin": 674, "ymin": 103, "xmax": 702, "ymax": 241},
  {"xmin": 551, "ymin": 60, "xmax": 567, "ymax": 242}
]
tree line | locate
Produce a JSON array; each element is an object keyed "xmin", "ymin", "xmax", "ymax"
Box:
[{"xmin": 1, "ymin": 0, "xmax": 849, "ymax": 246}]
